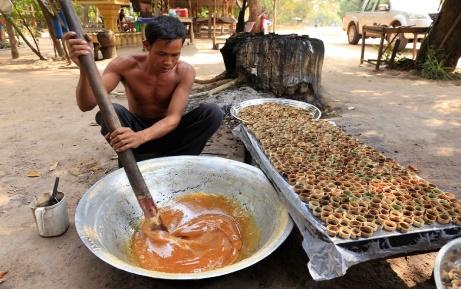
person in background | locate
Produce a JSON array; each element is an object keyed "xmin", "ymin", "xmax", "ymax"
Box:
[{"xmin": 118, "ymin": 8, "xmax": 126, "ymax": 31}]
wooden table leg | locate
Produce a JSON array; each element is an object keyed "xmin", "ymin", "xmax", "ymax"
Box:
[
  {"xmin": 412, "ymin": 32, "xmax": 417, "ymax": 59},
  {"xmin": 389, "ymin": 38, "xmax": 401, "ymax": 68},
  {"xmin": 360, "ymin": 29, "xmax": 366, "ymax": 64},
  {"xmin": 376, "ymin": 30, "xmax": 386, "ymax": 70},
  {"xmin": 189, "ymin": 21, "xmax": 194, "ymax": 43},
  {"xmin": 208, "ymin": 16, "xmax": 212, "ymax": 38}
]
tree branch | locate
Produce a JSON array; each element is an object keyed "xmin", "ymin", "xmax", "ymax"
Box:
[
  {"xmin": 11, "ymin": 1, "xmax": 41, "ymax": 52},
  {"xmin": 0, "ymin": 10, "xmax": 47, "ymax": 60}
]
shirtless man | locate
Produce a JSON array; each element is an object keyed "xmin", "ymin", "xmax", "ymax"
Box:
[{"xmin": 65, "ymin": 16, "xmax": 223, "ymax": 163}]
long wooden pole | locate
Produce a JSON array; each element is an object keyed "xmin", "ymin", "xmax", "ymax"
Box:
[{"xmin": 59, "ymin": 0, "xmax": 162, "ymax": 226}]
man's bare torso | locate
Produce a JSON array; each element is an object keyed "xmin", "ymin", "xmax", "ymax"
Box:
[{"xmin": 107, "ymin": 54, "xmax": 189, "ymax": 121}]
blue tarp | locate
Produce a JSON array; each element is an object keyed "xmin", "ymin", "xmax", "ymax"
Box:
[
  {"xmin": 137, "ymin": 17, "xmax": 153, "ymax": 24},
  {"xmin": 51, "ymin": 11, "xmax": 69, "ymax": 39}
]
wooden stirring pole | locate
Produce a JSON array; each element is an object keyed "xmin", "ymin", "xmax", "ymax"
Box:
[{"xmin": 59, "ymin": 0, "xmax": 165, "ymax": 230}]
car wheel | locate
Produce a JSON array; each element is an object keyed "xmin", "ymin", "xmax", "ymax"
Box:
[
  {"xmin": 386, "ymin": 22, "xmax": 408, "ymax": 51},
  {"xmin": 347, "ymin": 23, "xmax": 360, "ymax": 45}
]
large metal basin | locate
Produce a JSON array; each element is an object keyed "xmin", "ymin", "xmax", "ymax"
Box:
[
  {"xmin": 75, "ymin": 156, "xmax": 293, "ymax": 279},
  {"xmin": 434, "ymin": 237, "xmax": 461, "ymax": 289}
]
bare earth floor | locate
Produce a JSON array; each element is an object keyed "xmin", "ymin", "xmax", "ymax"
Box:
[{"xmin": 0, "ymin": 26, "xmax": 460, "ymax": 288}]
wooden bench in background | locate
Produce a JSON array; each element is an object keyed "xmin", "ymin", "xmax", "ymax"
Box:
[{"xmin": 360, "ymin": 25, "xmax": 429, "ymax": 70}]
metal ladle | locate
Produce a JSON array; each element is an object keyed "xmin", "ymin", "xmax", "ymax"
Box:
[{"xmin": 50, "ymin": 177, "xmax": 60, "ymax": 205}]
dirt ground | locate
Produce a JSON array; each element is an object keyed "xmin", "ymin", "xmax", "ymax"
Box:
[{"xmin": 0, "ymin": 26, "xmax": 460, "ymax": 289}]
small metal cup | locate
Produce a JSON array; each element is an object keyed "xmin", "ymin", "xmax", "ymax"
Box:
[{"xmin": 30, "ymin": 192, "xmax": 69, "ymax": 237}]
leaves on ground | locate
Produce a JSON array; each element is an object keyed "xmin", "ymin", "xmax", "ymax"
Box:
[
  {"xmin": 408, "ymin": 165, "xmax": 419, "ymax": 172},
  {"xmin": 26, "ymin": 170, "xmax": 41, "ymax": 177},
  {"xmin": 0, "ymin": 271, "xmax": 7, "ymax": 284},
  {"xmin": 49, "ymin": 162, "xmax": 59, "ymax": 172}
]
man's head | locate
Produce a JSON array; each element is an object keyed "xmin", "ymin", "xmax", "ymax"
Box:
[
  {"xmin": 143, "ymin": 16, "xmax": 187, "ymax": 73},
  {"xmin": 144, "ymin": 16, "xmax": 187, "ymax": 46}
]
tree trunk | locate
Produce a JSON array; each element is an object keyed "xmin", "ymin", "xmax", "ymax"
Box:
[
  {"xmin": 272, "ymin": 0, "xmax": 277, "ymax": 32},
  {"xmin": 220, "ymin": 33, "xmax": 326, "ymax": 110},
  {"xmin": 29, "ymin": 3, "xmax": 37, "ymax": 27},
  {"xmin": 236, "ymin": 0, "xmax": 247, "ymax": 33},
  {"xmin": 1, "ymin": 12, "xmax": 46, "ymax": 59},
  {"xmin": 0, "ymin": 24, "xmax": 5, "ymax": 42},
  {"xmin": 37, "ymin": 0, "xmax": 65, "ymax": 58},
  {"xmin": 416, "ymin": 0, "xmax": 461, "ymax": 71},
  {"xmin": 248, "ymin": 0, "xmax": 262, "ymax": 32},
  {"xmin": 5, "ymin": 20, "xmax": 19, "ymax": 59}
]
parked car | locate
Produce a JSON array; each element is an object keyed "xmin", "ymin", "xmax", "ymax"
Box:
[{"xmin": 342, "ymin": 0, "xmax": 440, "ymax": 48}]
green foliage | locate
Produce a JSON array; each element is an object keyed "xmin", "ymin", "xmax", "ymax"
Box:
[
  {"xmin": 87, "ymin": 6, "xmax": 99, "ymax": 22},
  {"xmin": 338, "ymin": 0, "xmax": 362, "ymax": 18},
  {"xmin": 307, "ymin": 0, "xmax": 341, "ymax": 26},
  {"xmin": 273, "ymin": 0, "xmax": 349, "ymax": 26},
  {"xmin": 381, "ymin": 42, "xmax": 396, "ymax": 62},
  {"xmin": 9, "ymin": 0, "xmax": 43, "ymax": 37},
  {"xmin": 421, "ymin": 47, "xmax": 453, "ymax": 80},
  {"xmin": 0, "ymin": 41, "xmax": 11, "ymax": 49},
  {"xmin": 275, "ymin": 0, "xmax": 312, "ymax": 24},
  {"xmin": 393, "ymin": 57, "xmax": 415, "ymax": 70},
  {"xmin": 370, "ymin": 42, "xmax": 415, "ymax": 70},
  {"xmin": 261, "ymin": 0, "xmax": 274, "ymax": 15}
]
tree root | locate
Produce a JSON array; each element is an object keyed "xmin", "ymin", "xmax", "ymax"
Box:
[
  {"xmin": 194, "ymin": 71, "xmax": 229, "ymax": 84},
  {"xmin": 190, "ymin": 77, "xmax": 244, "ymax": 98}
]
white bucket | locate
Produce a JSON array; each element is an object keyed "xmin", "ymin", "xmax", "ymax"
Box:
[{"xmin": 30, "ymin": 192, "xmax": 69, "ymax": 237}]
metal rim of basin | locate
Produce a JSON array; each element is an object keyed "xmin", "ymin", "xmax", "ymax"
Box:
[
  {"xmin": 434, "ymin": 237, "xmax": 461, "ymax": 289},
  {"xmin": 75, "ymin": 155, "xmax": 293, "ymax": 280},
  {"xmin": 230, "ymin": 98, "xmax": 322, "ymax": 123}
]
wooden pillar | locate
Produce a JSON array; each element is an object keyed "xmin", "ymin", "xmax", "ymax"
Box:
[
  {"xmin": 376, "ymin": 29, "xmax": 386, "ymax": 70},
  {"xmin": 188, "ymin": 19, "xmax": 194, "ymax": 43},
  {"xmin": 95, "ymin": 6, "xmax": 99, "ymax": 23},
  {"xmin": 212, "ymin": 0, "xmax": 217, "ymax": 48},
  {"xmin": 272, "ymin": 0, "xmax": 277, "ymax": 33},
  {"xmin": 82, "ymin": 5, "xmax": 89, "ymax": 25},
  {"xmin": 360, "ymin": 29, "xmax": 366, "ymax": 64},
  {"xmin": 208, "ymin": 4, "xmax": 212, "ymax": 38},
  {"xmin": 412, "ymin": 32, "xmax": 418, "ymax": 59},
  {"xmin": 195, "ymin": 0, "xmax": 198, "ymax": 17},
  {"xmin": 29, "ymin": 4, "xmax": 37, "ymax": 27}
]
